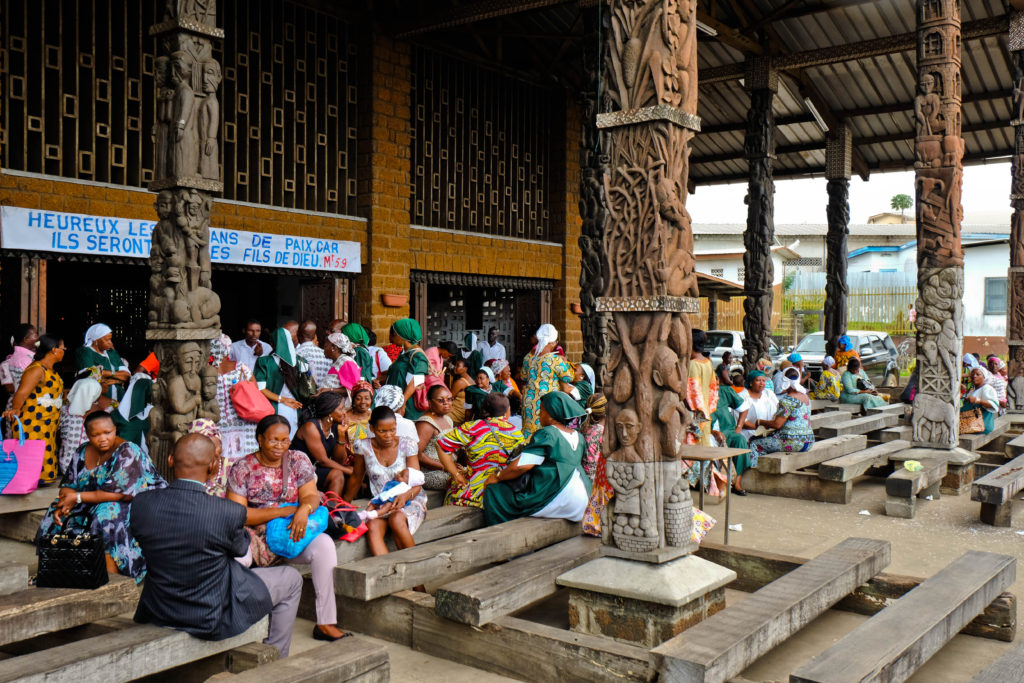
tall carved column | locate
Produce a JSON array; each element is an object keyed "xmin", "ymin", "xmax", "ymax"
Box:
[
  {"xmin": 146, "ymin": 1, "xmax": 224, "ymax": 473},
  {"xmin": 824, "ymin": 126, "xmax": 853, "ymax": 348},
  {"xmin": 578, "ymin": 7, "xmax": 610, "ymax": 378},
  {"xmin": 912, "ymin": 0, "xmax": 964, "ymax": 449},
  {"xmin": 1007, "ymin": 10, "xmax": 1024, "ymax": 410},
  {"xmin": 741, "ymin": 60, "xmax": 777, "ymax": 372}
]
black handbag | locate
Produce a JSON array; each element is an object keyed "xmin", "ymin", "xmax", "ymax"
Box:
[
  {"xmin": 293, "ymin": 357, "xmax": 318, "ymax": 404},
  {"xmin": 35, "ymin": 509, "xmax": 108, "ymax": 589}
]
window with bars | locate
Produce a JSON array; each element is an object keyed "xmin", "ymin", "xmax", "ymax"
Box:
[
  {"xmin": 984, "ymin": 277, "xmax": 1007, "ymax": 315},
  {"xmin": 710, "ymin": 268, "xmax": 724, "ymax": 278},
  {"xmin": 1, "ymin": 0, "xmax": 358, "ymax": 215},
  {"xmin": 737, "ymin": 266, "xmax": 745, "ymax": 281}
]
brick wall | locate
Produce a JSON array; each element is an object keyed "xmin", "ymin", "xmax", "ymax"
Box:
[{"xmin": 554, "ymin": 97, "xmax": 584, "ymax": 360}]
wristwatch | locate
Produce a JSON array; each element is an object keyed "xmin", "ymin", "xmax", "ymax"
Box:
[{"xmin": 76, "ymin": 492, "xmax": 82, "ymax": 505}]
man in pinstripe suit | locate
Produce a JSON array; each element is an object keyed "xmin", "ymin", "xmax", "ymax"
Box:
[{"xmin": 132, "ymin": 434, "xmax": 302, "ymax": 656}]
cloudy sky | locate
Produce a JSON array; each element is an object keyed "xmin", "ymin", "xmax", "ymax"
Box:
[{"xmin": 688, "ymin": 160, "xmax": 1012, "ymax": 226}]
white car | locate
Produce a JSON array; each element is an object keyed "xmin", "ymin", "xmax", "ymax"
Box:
[{"xmin": 705, "ymin": 330, "xmax": 782, "ymax": 368}]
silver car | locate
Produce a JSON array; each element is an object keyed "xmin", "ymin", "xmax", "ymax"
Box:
[
  {"xmin": 706, "ymin": 330, "xmax": 782, "ymax": 368},
  {"xmin": 792, "ymin": 331, "xmax": 901, "ymax": 386}
]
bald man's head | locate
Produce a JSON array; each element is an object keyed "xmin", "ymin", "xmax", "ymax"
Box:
[
  {"xmin": 169, "ymin": 433, "xmax": 218, "ymax": 480},
  {"xmin": 284, "ymin": 320, "xmax": 299, "ymax": 344},
  {"xmin": 328, "ymin": 319, "xmax": 345, "ymax": 334},
  {"xmin": 299, "ymin": 320, "xmax": 318, "ymax": 343}
]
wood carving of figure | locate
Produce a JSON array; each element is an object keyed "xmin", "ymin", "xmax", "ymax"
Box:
[
  {"xmin": 166, "ymin": 342, "xmax": 203, "ymax": 434},
  {"xmin": 153, "ymin": 57, "xmax": 174, "ymax": 181},
  {"xmin": 167, "ymin": 0, "xmax": 216, "ymax": 25},
  {"xmin": 198, "ymin": 364, "xmax": 220, "ymax": 421},
  {"xmin": 914, "ymin": 75, "xmax": 944, "ymax": 137},
  {"xmin": 149, "ymin": 190, "xmax": 185, "ymax": 325},
  {"xmin": 175, "ymin": 189, "xmax": 209, "ymax": 290},
  {"xmin": 608, "ymin": 408, "xmax": 642, "ymax": 463},
  {"xmin": 653, "ymin": 168, "xmax": 698, "ymax": 297},
  {"xmin": 1012, "ymin": 204, "xmax": 1024, "ymax": 265},
  {"xmin": 148, "ymin": 375, "xmax": 167, "ymax": 436},
  {"xmin": 197, "ymin": 59, "xmax": 221, "ymax": 181},
  {"xmin": 652, "ymin": 346, "xmax": 690, "ymax": 459},
  {"xmin": 170, "ymin": 52, "xmax": 198, "ymax": 178}
]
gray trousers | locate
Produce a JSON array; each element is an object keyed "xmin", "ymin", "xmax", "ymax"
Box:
[{"xmin": 251, "ymin": 566, "xmax": 302, "ymax": 658}]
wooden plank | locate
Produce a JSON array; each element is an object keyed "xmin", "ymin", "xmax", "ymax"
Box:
[
  {"xmin": 695, "ymin": 542, "xmax": 1016, "ymax": 642},
  {"xmin": 886, "ymin": 459, "xmax": 947, "ymax": 498},
  {"xmin": 817, "ymin": 413, "xmax": 898, "ymax": 439},
  {"xmin": 337, "ymin": 505, "xmax": 482, "ymax": 565},
  {"xmin": 652, "ymin": 537, "xmax": 891, "ymax": 683},
  {"xmin": 0, "ymin": 576, "xmax": 140, "ymax": 647},
  {"xmin": 0, "ymin": 617, "xmax": 269, "ymax": 683},
  {"xmin": 969, "ymin": 638, "xmax": 1024, "ymax": 682},
  {"xmin": 742, "ymin": 469, "xmax": 853, "ymax": 504},
  {"xmin": 215, "ymin": 638, "xmax": 390, "ymax": 683},
  {"xmin": 434, "ymin": 536, "xmax": 600, "ymax": 626},
  {"xmin": 818, "ymin": 441, "xmax": 908, "ymax": 482},
  {"xmin": 334, "ymin": 518, "xmax": 579, "ymax": 600},
  {"xmin": 791, "ymin": 551, "xmax": 1016, "ymax": 683},
  {"xmin": 810, "ymin": 400, "xmax": 860, "ymax": 414},
  {"xmin": 756, "ymin": 435, "xmax": 866, "ymax": 475},
  {"xmin": 0, "ymin": 564, "xmax": 27, "ymax": 597},
  {"xmin": 960, "ymin": 416, "xmax": 1010, "ymax": 452},
  {"xmin": 972, "ymin": 453, "xmax": 1024, "ymax": 505},
  {"xmin": 1005, "ymin": 433, "xmax": 1024, "ymax": 458},
  {"xmin": 0, "ymin": 490, "xmax": 56, "ymax": 516},
  {"xmin": 880, "ymin": 425, "xmax": 913, "ymax": 443},
  {"xmin": 865, "ymin": 403, "xmax": 908, "ymax": 418},
  {"xmin": 0, "ymin": 511, "xmax": 44, "ymax": 544}
]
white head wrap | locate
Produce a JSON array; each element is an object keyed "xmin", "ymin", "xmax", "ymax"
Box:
[
  {"xmin": 823, "ymin": 356, "xmax": 836, "ymax": 369},
  {"xmin": 579, "ymin": 363, "xmax": 596, "ymax": 388},
  {"xmin": 405, "ymin": 468, "xmax": 425, "ymax": 488},
  {"xmin": 478, "ymin": 366, "xmax": 495, "ymax": 383},
  {"xmin": 779, "ymin": 366, "xmax": 807, "ymax": 394},
  {"xmin": 535, "ymin": 324, "xmax": 558, "ymax": 353},
  {"xmin": 68, "ymin": 378, "xmax": 103, "ymax": 416},
  {"xmin": 84, "ymin": 323, "xmax": 113, "ymax": 347}
]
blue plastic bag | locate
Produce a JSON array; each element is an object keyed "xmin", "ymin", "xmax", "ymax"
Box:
[{"xmin": 266, "ymin": 505, "xmax": 329, "ymax": 559}]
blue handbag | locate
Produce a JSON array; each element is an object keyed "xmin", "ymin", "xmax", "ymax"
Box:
[{"xmin": 265, "ymin": 505, "xmax": 329, "ymax": 559}]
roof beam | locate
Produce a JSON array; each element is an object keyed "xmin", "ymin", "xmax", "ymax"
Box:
[
  {"xmin": 395, "ymin": 0, "xmax": 571, "ymax": 38},
  {"xmin": 700, "ymin": 114, "xmax": 815, "ymax": 134},
  {"xmin": 692, "ymin": 141, "xmax": 824, "ymax": 165},
  {"xmin": 700, "ymin": 15, "xmax": 1008, "ymax": 84}
]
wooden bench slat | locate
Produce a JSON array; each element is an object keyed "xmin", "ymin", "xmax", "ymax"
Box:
[
  {"xmin": 0, "ymin": 576, "xmax": 140, "ymax": 648},
  {"xmin": 810, "ymin": 401, "xmax": 860, "ymax": 415},
  {"xmin": 960, "ymin": 416, "xmax": 1010, "ymax": 452},
  {"xmin": 334, "ymin": 517, "xmax": 579, "ymax": 601},
  {"xmin": 0, "ymin": 617, "xmax": 269, "ymax": 683},
  {"xmin": 1005, "ymin": 433, "xmax": 1024, "ymax": 459},
  {"xmin": 818, "ymin": 440, "xmax": 908, "ymax": 482},
  {"xmin": 338, "ymin": 505, "xmax": 482, "ymax": 565},
  {"xmin": 865, "ymin": 403, "xmax": 908, "ymax": 418},
  {"xmin": 880, "ymin": 425, "xmax": 913, "ymax": 443},
  {"xmin": 972, "ymin": 453, "xmax": 1024, "ymax": 506},
  {"xmin": 213, "ymin": 637, "xmax": 389, "ymax": 683},
  {"xmin": 791, "ymin": 551, "xmax": 1016, "ymax": 683},
  {"xmin": 651, "ymin": 537, "xmax": 891, "ymax": 683},
  {"xmin": 756, "ymin": 435, "xmax": 866, "ymax": 475},
  {"xmin": 817, "ymin": 413, "xmax": 899, "ymax": 439},
  {"xmin": 435, "ymin": 535, "xmax": 600, "ymax": 626},
  {"xmin": 0, "ymin": 490, "xmax": 56, "ymax": 516}
]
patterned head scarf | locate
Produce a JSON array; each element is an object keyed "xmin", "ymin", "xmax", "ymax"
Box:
[
  {"xmin": 187, "ymin": 418, "xmax": 221, "ymax": 440},
  {"xmin": 352, "ymin": 381, "xmax": 374, "ymax": 401},
  {"xmin": 84, "ymin": 323, "xmax": 113, "ymax": 347},
  {"xmin": 490, "ymin": 359, "xmax": 510, "ymax": 376},
  {"xmin": 823, "ymin": 356, "xmax": 836, "ymax": 368},
  {"xmin": 373, "ymin": 384, "xmax": 405, "ymax": 411},
  {"xmin": 391, "ymin": 318, "xmax": 422, "ymax": 344},
  {"xmin": 210, "ymin": 333, "xmax": 232, "ymax": 366},
  {"xmin": 756, "ymin": 357, "xmax": 774, "ymax": 373},
  {"xmin": 327, "ymin": 332, "xmax": 355, "ymax": 357}
]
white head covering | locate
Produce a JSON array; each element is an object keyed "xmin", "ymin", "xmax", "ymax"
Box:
[
  {"xmin": 823, "ymin": 356, "xmax": 836, "ymax": 369},
  {"xmin": 406, "ymin": 468, "xmax": 425, "ymax": 488},
  {"xmin": 779, "ymin": 366, "xmax": 807, "ymax": 394},
  {"xmin": 67, "ymin": 378, "xmax": 103, "ymax": 416},
  {"xmin": 963, "ymin": 353, "xmax": 980, "ymax": 370},
  {"xmin": 373, "ymin": 384, "xmax": 405, "ymax": 411},
  {"xmin": 84, "ymin": 323, "xmax": 113, "ymax": 347},
  {"xmin": 478, "ymin": 366, "xmax": 495, "ymax": 383},
  {"xmin": 580, "ymin": 363, "xmax": 596, "ymax": 388},
  {"xmin": 535, "ymin": 324, "xmax": 558, "ymax": 353}
]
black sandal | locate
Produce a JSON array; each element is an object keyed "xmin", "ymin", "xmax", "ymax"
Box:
[{"xmin": 731, "ymin": 486, "xmax": 748, "ymax": 496}]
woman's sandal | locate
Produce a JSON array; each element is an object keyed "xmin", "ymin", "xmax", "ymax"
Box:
[{"xmin": 312, "ymin": 625, "xmax": 352, "ymax": 642}]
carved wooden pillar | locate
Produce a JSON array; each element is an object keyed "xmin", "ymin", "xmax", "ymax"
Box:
[
  {"xmin": 146, "ymin": 2, "xmax": 224, "ymax": 474},
  {"xmin": 824, "ymin": 126, "xmax": 852, "ymax": 348},
  {"xmin": 597, "ymin": 0, "xmax": 699, "ymax": 564},
  {"xmin": 707, "ymin": 295, "xmax": 718, "ymax": 330},
  {"xmin": 1007, "ymin": 10, "xmax": 1024, "ymax": 409},
  {"xmin": 741, "ymin": 60, "xmax": 777, "ymax": 373},
  {"xmin": 912, "ymin": 0, "xmax": 964, "ymax": 449},
  {"xmin": 578, "ymin": 7, "xmax": 610, "ymax": 379}
]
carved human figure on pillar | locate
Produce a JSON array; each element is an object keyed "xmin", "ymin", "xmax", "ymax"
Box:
[
  {"xmin": 153, "ymin": 57, "xmax": 174, "ymax": 181},
  {"xmin": 149, "ymin": 190, "xmax": 185, "ymax": 326},
  {"xmin": 166, "ymin": 0, "xmax": 217, "ymax": 25},
  {"xmin": 170, "ymin": 52, "xmax": 198, "ymax": 178},
  {"xmin": 166, "ymin": 342, "xmax": 204, "ymax": 434},
  {"xmin": 197, "ymin": 59, "xmax": 221, "ymax": 181}
]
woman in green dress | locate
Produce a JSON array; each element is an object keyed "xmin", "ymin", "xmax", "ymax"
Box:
[
  {"xmin": 572, "ymin": 363, "xmax": 595, "ymax": 409},
  {"xmin": 482, "ymin": 391, "xmax": 591, "ymax": 526},
  {"xmin": 341, "ymin": 322, "xmax": 376, "ymax": 382},
  {"xmin": 75, "ymin": 323, "xmax": 130, "ymax": 402},
  {"xmin": 840, "ymin": 357, "xmax": 887, "ymax": 410},
  {"xmin": 254, "ymin": 328, "xmax": 305, "ymax": 439},
  {"xmin": 384, "ymin": 319, "xmax": 431, "ymax": 420},
  {"xmin": 710, "ymin": 363, "xmax": 751, "ymax": 495}
]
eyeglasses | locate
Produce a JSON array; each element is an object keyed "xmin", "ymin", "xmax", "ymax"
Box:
[{"xmin": 433, "ymin": 397, "xmax": 453, "ymax": 404}]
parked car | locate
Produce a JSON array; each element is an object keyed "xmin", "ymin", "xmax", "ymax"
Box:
[
  {"xmin": 792, "ymin": 331, "xmax": 900, "ymax": 387},
  {"xmin": 705, "ymin": 330, "xmax": 783, "ymax": 368}
]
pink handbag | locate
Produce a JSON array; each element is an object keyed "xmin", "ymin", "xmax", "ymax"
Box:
[
  {"xmin": 0, "ymin": 417, "xmax": 45, "ymax": 494},
  {"xmin": 230, "ymin": 381, "xmax": 275, "ymax": 423}
]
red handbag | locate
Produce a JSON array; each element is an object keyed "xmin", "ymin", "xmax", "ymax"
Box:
[
  {"xmin": 230, "ymin": 381, "xmax": 275, "ymax": 423},
  {"xmin": 321, "ymin": 492, "xmax": 368, "ymax": 542}
]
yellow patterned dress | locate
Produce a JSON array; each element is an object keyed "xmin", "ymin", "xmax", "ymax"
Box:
[{"xmin": 19, "ymin": 362, "xmax": 64, "ymax": 484}]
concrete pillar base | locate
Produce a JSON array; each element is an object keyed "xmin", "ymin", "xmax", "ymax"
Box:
[{"xmin": 556, "ymin": 555, "xmax": 735, "ymax": 648}]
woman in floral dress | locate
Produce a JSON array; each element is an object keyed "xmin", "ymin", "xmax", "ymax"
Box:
[
  {"xmin": 37, "ymin": 411, "xmax": 165, "ymax": 581},
  {"xmin": 747, "ymin": 367, "xmax": 815, "ymax": 463},
  {"xmin": 521, "ymin": 325, "xmax": 575, "ymax": 437}
]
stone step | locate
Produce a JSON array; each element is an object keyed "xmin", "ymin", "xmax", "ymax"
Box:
[
  {"xmin": 810, "ymin": 401, "xmax": 860, "ymax": 415},
  {"xmin": 1005, "ymin": 433, "xmax": 1024, "ymax": 458},
  {"xmin": 0, "ymin": 490, "xmax": 57, "ymax": 517},
  {"xmin": 791, "ymin": 551, "xmax": 1016, "ymax": 683},
  {"xmin": 866, "ymin": 403, "xmax": 908, "ymax": 419},
  {"xmin": 756, "ymin": 435, "xmax": 866, "ymax": 475},
  {"xmin": 0, "ymin": 564, "xmax": 27, "ymax": 598},
  {"xmin": 652, "ymin": 537, "xmax": 891, "ymax": 683},
  {"xmin": 817, "ymin": 413, "xmax": 899, "ymax": 439},
  {"xmin": 818, "ymin": 440, "xmax": 909, "ymax": 482}
]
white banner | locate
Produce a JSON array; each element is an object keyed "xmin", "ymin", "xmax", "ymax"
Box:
[{"xmin": 0, "ymin": 205, "xmax": 361, "ymax": 273}]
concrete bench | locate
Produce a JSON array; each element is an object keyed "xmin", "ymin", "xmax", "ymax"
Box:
[
  {"xmin": 743, "ymin": 436, "xmax": 867, "ymax": 504},
  {"xmin": 818, "ymin": 440, "xmax": 909, "ymax": 482},
  {"xmin": 0, "ymin": 617, "xmax": 268, "ymax": 682},
  {"xmin": 0, "ymin": 563, "xmax": 27, "ymax": 597},
  {"xmin": 652, "ymin": 537, "xmax": 891, "ymax": 682},
  {"xmin": 792, "ymin": 551, "xmax": 1016, "ymax": 683},
  {"xmin": 884, "ymin": 459, "xmax": 947, "ymax": 519},
  {"xmin": 817, "ymin": 413, "xmax": 898, "ymax": 439},
  {"xmin": 209, "ymin": 638, "xmax": 389, "ymax": 682},
  {"xmin": 960, "ymin": 415, "xmax": 1010, "ymax": 452},
  {"xmin": 972, "ymin": 453, "xmax": 1024, "ymax": 527},
  {"xmin": 755, "ymin": 435, "xmax": 867, "ymax": 475}
]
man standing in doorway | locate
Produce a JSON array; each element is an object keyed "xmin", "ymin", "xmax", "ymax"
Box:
[
  {"xmin": 229, "ymin": 319, "xmax": 271, "ymax": 371},
  {"xmin": 478, "ymin": 327, "xmax": 506, "ymax": 364}
]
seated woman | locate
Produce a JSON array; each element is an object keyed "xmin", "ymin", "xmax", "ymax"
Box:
[
  {"xmin": 810, "ymin": 356, "xmax": 842, "ymax": 402},
  {"xmin": 482, "ymin": 391, "xmax": 591, "ymax": 526},
  {"xmin": 447, "ymin": 358, "xmax": 475, "ymax": 427},
  {"xmin": 739, "ymin": 371, "xmax": 779, "ymax": 471},
  {"xmin": 292, "ymin": 392, "xmax": 352, "ymax": 496},
  {"xmin": 465, "ymin": 367, "xmax": 498, "ymax": 419},
  {"xmin": 227, "ymin": 415, "xmax": 344, "ymax": 642},
  {"xmin": 345, "ymin": 382, "xmax": 374, "ymax": 443},
  {"xmin": 747, "ymin": 367, "xmax": 815, "ymax": 463},
  {"xmin": 345, "ymin": 406, "xmax": 427, "ymax": 556},
  {"xmin": 415, "ymin": 384, "xmax": 455, "ymax": 490},
  {"xmin": 963, "ymin": 367, "xmax": 1000, "ymax": 434},
  {"xmin": 436, "ymin": 393, "xmax": 524, "ymax": 509},
  {"xmin": 185, "ymin": 418, "xmax": 228, "ymax": 496},
  {"xmin": 36, "ymin": 411, "xmax": 165, "ymax": 581},
  {"xmin": 840, "ymin": 357, "xmax": 887, "ymax": 410},
  {"xmin": 834, "ymin": 334, "xmax": 859, "ymax": 370},
  {"xmin": 710, "ymin": 363, "xmax": 750, "ymax": 495}
]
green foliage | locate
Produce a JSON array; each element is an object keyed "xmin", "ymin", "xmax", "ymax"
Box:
[
  {"xmin": 782, "ymin": 271, "xmax": 797, "ymax": 292},
  {"xmin": 890, "ymin": 193, "xmax": 913, "ymax": 218}
]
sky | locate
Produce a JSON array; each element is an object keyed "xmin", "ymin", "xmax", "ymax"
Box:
[{"xmin": 687, "ymin": 160, "xmax": 1012, "ymax": 226}]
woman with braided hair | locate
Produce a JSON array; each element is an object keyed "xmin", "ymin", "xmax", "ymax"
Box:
[{"xmin": 291, "ymin": 391, "xmax": 352, "ymax": 495}]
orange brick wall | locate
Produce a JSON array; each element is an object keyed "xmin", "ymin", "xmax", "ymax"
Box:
[{"xmin": 553, "ymin": 97, "xmax": 584, "ymax": 360}]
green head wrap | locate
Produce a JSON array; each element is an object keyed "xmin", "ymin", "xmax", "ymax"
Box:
[
  {"xmin": 273, "ymin": 327, "xmax": 296, "ymax": 366},
  {"xmin": 341, "ymin": 322, "xmax": 369, "ymax": 347},
  {"xmin": 745, "ymin": 369, "xmax": 766, "ymax": 389},
  {"xmin": 540, "ymin": 391, "xmax": 587, "ymax": 423},
  {"xmin": 392, "ymin": 318, "xmax": 422, "ymax": 344}
]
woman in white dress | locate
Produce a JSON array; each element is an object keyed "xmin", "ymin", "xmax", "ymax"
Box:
[{"xmin": 739, "ymin": 370, "xmax": 779, "ymax": 468}]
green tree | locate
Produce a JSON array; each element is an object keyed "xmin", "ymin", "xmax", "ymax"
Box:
[{"xmin": 890, "ymin": 193, "xmax": 913, "ymax": 220}]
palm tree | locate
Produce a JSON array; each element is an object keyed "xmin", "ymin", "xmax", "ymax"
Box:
[{"xmin": 890, "ymin": 193, "xmax": 913, "ymax": 222}]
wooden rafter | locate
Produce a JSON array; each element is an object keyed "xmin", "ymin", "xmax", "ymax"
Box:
[{"xmin": 395, "ymin": 0, "xmax": 571, "ymax": 38}]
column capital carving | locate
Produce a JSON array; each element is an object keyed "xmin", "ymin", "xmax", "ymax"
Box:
[
  {"xmin": 1011, "ymin": 9, "xmax": 1024, "ymax": 51},
  {"xmin": 825, "ymin": 125, "xmax": 853, "ymax": 180},
  {"xmin": 744, "ymin": 57, "xmax": 778, "ymax": 93}
]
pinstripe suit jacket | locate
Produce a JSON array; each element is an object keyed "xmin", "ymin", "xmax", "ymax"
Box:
[{"xmin": 131, "ymin": 479, "xmax": 272, "ymax": 639}]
